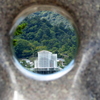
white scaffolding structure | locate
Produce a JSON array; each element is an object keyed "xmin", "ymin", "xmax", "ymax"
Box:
[{"xmin": 34, "ymin": 50, "xmax": 57, "ymax": 69}]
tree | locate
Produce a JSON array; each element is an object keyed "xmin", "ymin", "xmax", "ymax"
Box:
[
  {"xmin": 14, "ymin": 23, "xmax": 27, "ymax": 36},
  {"xmin": 14, "ymin": 39, "xmax": 34, "ymax": 58}
]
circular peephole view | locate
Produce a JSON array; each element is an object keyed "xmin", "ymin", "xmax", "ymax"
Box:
[{"xmin": 11, "ymin": 9, "xmax": 78, "ymax": 75}]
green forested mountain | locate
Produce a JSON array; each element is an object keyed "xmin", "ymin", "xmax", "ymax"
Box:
[
  {"xmin": 28, "ymin": 11, "xmax": 73, "ymax": 29},
  {"xmin": 13, "ymin": 12, "xmax": 78, "ymax": 65}
]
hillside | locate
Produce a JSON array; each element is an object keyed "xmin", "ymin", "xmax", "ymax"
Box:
[
  {"xmin": 27, "ymin": 11, "xmax": 73, "ymax": 30},
  {"xmin": 13, "ymin": 12, "xmax": 78, "ymax": 65}
]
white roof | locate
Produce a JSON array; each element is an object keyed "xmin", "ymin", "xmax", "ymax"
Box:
[
  {"xmin": 57, "ymin": 58, "xmax": 65, "ymax": 61},
  {"xmin": 38, "ymin": 50, "xmax": 52, "ymax": 53}
]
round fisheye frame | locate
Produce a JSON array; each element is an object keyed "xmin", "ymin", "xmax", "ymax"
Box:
[{"xmin": 9, "ymin": 5, "xmax": 79, "ymax": 81}]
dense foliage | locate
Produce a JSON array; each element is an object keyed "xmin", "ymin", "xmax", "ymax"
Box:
[
  {"xmin": 13, "ymin": 12, "xmax": 78, "ymax": 65},
  {"xmin": 28, "ymin": 11, "xmax": 73, "ymax": 29}
]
